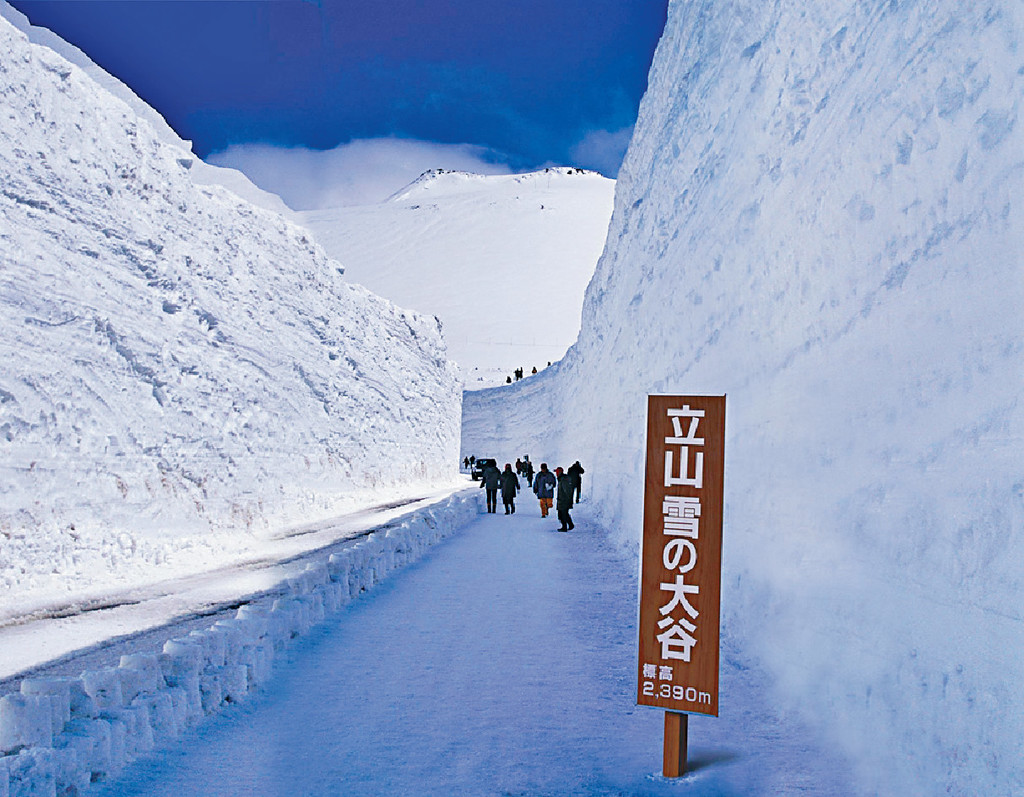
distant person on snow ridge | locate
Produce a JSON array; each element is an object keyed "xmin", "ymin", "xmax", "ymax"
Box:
[
  {"xmin": 533, "ymin": 463, "xmax": 556, "ymax": 518},
  {"xmin": 479, "ymin": 461, "xmax": 501, "ymax": 513},
  {"xmin": 500, "ymin": 463, "xmax": 520, "ymax": 514},
  {"xmin": 568, "ymin": 460, "xmax": 585, "ymax": 502},
  {"xmin": 555, "ymin": 467, "xmax": 575, "ymax": 531}
]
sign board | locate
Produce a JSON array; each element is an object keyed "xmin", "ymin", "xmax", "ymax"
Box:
[{"xmin": 636, "ymin": 395, "xmax": 725, "ymax": 716}]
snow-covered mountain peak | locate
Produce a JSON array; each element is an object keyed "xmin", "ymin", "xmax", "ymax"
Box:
[
  {"xmin": 387, "ymin": 166, "xmax": 607, "ymax": 204},
  {"xmin": 300, "ymin": 167, "xmax": 615, "ymax": 386}
]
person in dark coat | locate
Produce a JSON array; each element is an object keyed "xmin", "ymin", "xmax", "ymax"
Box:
[
  {"xmin": 533, "ymin": 463, "xmax": 556, "ymax": 518},
  {"xmin": 567, "ymin": 460, "xmax": 585, "ymax": 502},
  {"xmin": 479, "ymin": 461, "xmax": 501, "ymax": 513},
  {"xmin": 555, "ymin": 466, "xmax": 575, "ymax": 531},
  {"xmin": 524, "ymin": 458, "xmax": 535, "ymax": 488},
  {"xmin": 500, "ymin": 463, "xmax": 520, "ymax": 514}
]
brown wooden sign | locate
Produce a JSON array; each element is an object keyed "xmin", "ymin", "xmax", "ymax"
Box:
[{"xmin": 636, "ymin": 395, "xmax": 725, "ymax": 717}]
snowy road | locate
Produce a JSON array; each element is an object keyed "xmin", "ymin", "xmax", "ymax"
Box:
[
  {"xmin": 91, "ymin": 500, "xmax": 853, "ymax": 796},
  {"xmin": 0, "ymin": 486, "xmax": 466, "ymax": 688}
]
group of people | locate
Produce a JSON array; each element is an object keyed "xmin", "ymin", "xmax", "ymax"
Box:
[
  {"xmin": 514, "ymin": 457, "xmax": 534, "ymax": 486},
  {"xmin": 477, "ymin": 458, "xmax": 585, "ymax": 532},
  {"xmin": 506, "ymin": 366, "xmax": 538, "ymax": 384},
  {"xmin": 501, "ymin": 362, "xmax": 557, "ymax": 385}
]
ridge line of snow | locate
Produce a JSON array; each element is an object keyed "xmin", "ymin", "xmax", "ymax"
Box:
[{"xmin": 0, "ymin": 0, "xmax": 295, "ymax": 217}]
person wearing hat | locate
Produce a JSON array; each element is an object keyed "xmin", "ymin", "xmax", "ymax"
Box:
[
  {"xmin": 554, "ymin": 466, "xmax": 575, "ymax": 531},
  {"xmin": 533, "ymin": 463, "xmax": 556, "ymax": 517}
]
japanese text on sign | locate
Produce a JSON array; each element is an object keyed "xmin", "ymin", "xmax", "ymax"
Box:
[{"xmin": 637, "ymin": 396, "xmax": 725, "ymax": 717}]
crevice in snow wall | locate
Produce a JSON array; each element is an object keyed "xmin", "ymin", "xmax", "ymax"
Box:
[
  {"xmin": 0, "ymin": 15, "xmax": 461, "ymax": 579},
  {"xmin": 463, "ymin": 2, "xmax": 1024, "ymax": 794}
]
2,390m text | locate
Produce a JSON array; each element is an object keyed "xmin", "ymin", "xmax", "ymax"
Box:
[{"xmin": 641, "ymin": 680, "xmax": 712, "ymax": 705}]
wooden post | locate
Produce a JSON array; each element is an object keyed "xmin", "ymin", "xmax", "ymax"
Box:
[{"xmin": 663, "ymin": 711, "xmax": 688, "ymax": 777}]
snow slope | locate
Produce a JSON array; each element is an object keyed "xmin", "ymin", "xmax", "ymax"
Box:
[
  {"xmin": 298, "ymin": 167, "xmax": 614, "ymax": 386},
  {"xmin": 0, "ymin": 11, "xmax": 461, "ymax": 617},
  {"xmin": 464, "ymin": 1, "xmax": 1024, "ymax": 794}
]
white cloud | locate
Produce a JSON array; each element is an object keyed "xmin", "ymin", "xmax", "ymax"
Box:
[
  {"xmin": 206, "ymin": 138, "xmax": 512, "ymax": 211},
  {"xmin": 569, "ymin": 126, "xmax": 634, "ymax": 177}
]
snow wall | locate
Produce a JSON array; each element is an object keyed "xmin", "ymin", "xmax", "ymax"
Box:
[
  {"xmin": 0, "ymin": 14, "xmax": 461, "ymax": 591},
  {"xmin": 463, "ymin": 2, "xmax": 1024, "ymax": 794}
]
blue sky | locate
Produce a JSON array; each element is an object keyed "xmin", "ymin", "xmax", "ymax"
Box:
[{"xmin": 10, "ymin": 0, "xmax": 668, "ymax": 207}]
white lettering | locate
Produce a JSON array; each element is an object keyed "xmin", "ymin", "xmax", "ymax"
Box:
[
  {"xmin": 665, "ymin": 406, "xmax": 705, "ymax": 446},
  {"xmin": 659, "ymin": 574, "xmax": 699, "ymax": 619},
  {"xmin": 663, "ymin": 538, "xmax": 697, "ymax": 573},
  {"xmin": 656, "ymin": 622, "xmax": 697, "ymax": 662},
  {"xmin": 664, "ymin": 447, "xmax": 704, "ymax": 488}
]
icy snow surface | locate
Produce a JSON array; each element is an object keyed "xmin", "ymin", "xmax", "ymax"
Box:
[
  {"xmin": 298, "ymin": 168, "xmax": 614, "ymax": 387},
  {"xmin": 465, "ymin": 1, "xmax": 1024, "ymax": 795},
  {"xmin": 0, "ymin": 10, "xmax": 461, "ymax": 622},
  {"xmin": 90, "ymin": 502, "xmax": 852, "ymax": 797}
]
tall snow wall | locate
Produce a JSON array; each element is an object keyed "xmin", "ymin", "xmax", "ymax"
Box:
[
  {"xmin": 463, "ymin": 2, "xmax": 1024, "ymax": 794},
  {"xmin": 0, "ymin": 15, "xmax": 461, "ymax": 591}
]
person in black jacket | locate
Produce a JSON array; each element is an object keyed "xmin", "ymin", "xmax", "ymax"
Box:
[
  {"xmin": 555, "ymin": 466, "xmax": 575, "ymax": 531},
  {"xmin": 500, "ymin": 463, "xmax": 520, "ymax": 514},
  {"xmin": 479, "ymin": 461, "xmax": 501, "ymax": 513},
  {"xmin": 567, "ymin": 460, "xmax": 585, "ymax": 502}
]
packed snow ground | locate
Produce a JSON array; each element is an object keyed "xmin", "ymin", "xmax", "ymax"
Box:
[
  {"xmin": 464, "ymin": 2, "xmax": 1024, "ymax": 795},
  {"xmin": 0, "ymin": 490, "xmax": 480, "ymax": 795},
  {"xmin": 0, "ymin": 485, "xmax": 468, "ymax": 684},
  {"xmin": 298, "ymin": 168, "xmax": 614, "ymax": 387},
  {"xmin": 89, "ymin": 499, "xmax": 853, "ymax": 797}
]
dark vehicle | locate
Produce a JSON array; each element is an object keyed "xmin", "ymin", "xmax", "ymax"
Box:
[{"xmin": 471, "ymin": 458, "xmax": 497, "ymax": 480}]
